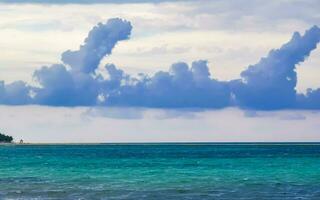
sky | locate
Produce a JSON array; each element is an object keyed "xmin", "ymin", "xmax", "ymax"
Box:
[{"xmin": 0, "ymin": 0, "xmax": 319, "ymax": 142}]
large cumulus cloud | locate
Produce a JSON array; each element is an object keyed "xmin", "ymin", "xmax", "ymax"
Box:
[
  {"xmin": 32, "ymin": 64, "xmax": 100, "ymax": 106},
  {"xmin": 0, "ymin": 81, "xmax": 31, "ymax": 105},
  {"xmin": 31, "ymin": 18, "xmax": 131, "ymax": 106},
  {"xmin": 61, "ymin": 18, "xmax": 132, "ymax": 74},
  {"xmin": 230, "ymin": 25, "xmax": 320, "ymax": 110},
  {"xmin": 0, "ymin": 18, "xmax": 320, "ymax": 110},
  {"xmin": 100, "ymin": 60, "xmax": 230, "ymax": 108}
]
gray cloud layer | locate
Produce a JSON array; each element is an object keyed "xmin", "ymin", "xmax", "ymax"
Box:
[{"xmin": 0, "ymin": 18, "xmax": 320, "ymax": 110}]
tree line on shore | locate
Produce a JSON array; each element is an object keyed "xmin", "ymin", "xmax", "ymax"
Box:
[{"xmin": 0, "ymin": 133, "xmax": 13, "ymax": 143}]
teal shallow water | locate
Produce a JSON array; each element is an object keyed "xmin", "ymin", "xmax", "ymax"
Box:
[{"xmin": 0, "ymin": 143, "xmax": 320, "ymax": 199}]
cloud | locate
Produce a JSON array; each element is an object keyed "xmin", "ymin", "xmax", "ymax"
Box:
[
  {"xmin": 98, "ymin": 60, "xmax": 230, "ymax": 108},
  {"xmin": 0, "ymin": 81, "xmax": 31, "ymax": 105},
  {"xmin": 244, "ymin": 110, "xmax": 306, "ymax": 121},
  {"xmin": 0, "ymin": 18, "xmax": 320, "ymax": 110},
  {"xmin": 296, "ymin": 88, "xmax": 320, "ymax": 109},
  {"xmin": 33, "ymin": 64, "xmax": 100, "ymax": 106},
  {"xmin": 30, "ymin": 18, "xmax": 132, "ymax": 106},
  {"xmin": 230, "ymin": 25, "xmax": 320, "ymax": 110},
  {"xmin": 61, "ymin": 18, "xmax": 132, "ymax": 74}
]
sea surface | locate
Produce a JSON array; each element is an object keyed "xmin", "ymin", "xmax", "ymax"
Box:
[{"xmin": 0, "ymin": 143, "xmax": 320, "ymax": 199}]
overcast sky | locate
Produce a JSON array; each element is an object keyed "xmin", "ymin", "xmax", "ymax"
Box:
[{"xmin": 0, "ymin": 0, "xmax": 319, "ymax": 142}]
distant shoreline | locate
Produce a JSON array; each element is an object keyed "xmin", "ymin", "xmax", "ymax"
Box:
[{"xmin": 1, "ymin": 142, "xmax": 320, "ymax": 146}]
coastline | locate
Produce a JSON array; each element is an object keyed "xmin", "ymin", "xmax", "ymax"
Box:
[{"xmin": 1, "ymin": 142, "xmax": 320, "ymax": 146}]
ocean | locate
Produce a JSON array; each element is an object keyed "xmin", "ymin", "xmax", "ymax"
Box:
[{"xmin": 0, "ymin": 143, "xmax": 320, "ymax": 199}]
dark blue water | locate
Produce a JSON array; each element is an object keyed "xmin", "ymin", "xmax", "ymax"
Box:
[{"xmin": 0, "ymin": 143, "xmax": 320, "ymax": 199}]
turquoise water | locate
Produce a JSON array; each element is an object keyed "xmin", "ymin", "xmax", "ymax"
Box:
[{"xmin": 0, "ymin": 143, "xmax": 320, "ymax": 199}]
